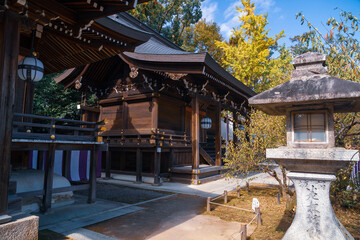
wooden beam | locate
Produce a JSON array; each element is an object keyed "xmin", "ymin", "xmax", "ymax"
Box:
[
  {"xmin": 136, "ymin": 148, "xmax": 142, "ymax": 183},
  {"xmin": 215, "ymin": 104, "xmax": 222, "ymax": 166},
  {"xmin": 88, "ymin": 146, "xmax": 97, "ymax": 203},
  {"xmin": 28, "ymin": 0, "xmax": 78, "ymax": 25},
  {"xmin": 41, "ymin": 144, "xmax": 56, "ymax": 213},
  {"xmin": 191, "ymin": 94, "xmax": 200, "ymax": 170},
  {"xmin": 0, "ymin": 10, "xmax": 20, "ymax": 223}
]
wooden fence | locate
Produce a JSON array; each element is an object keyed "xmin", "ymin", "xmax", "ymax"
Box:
[{"xmin": 206, "ymin": 189, "xmax": 262, "ymax": 240}]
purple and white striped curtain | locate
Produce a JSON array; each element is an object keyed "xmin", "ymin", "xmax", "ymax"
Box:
[
  {"xmin": 29, "ymin": 150, "xmax": 102, "ymax": 181},
  {"xmin": 351, "ymin": 161, "xmax": 360, "ymax": 190}
]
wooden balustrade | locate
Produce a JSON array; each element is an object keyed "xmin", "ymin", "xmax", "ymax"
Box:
[
  {"xmin": 102, "ymin": 128, "xmax": 191, "ymax": 148},
  {"xmin": 12, "ymin": 112, "xmax": 104, "ymax": 142}
]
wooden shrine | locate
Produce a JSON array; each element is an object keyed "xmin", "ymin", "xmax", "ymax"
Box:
[
  {"xmin": 0, "ymin": 0, "xmax": 149, "ymax": 226},
  {"xmin": 56, "ymin": 13, "xmax": 256, "ymax": 185}
]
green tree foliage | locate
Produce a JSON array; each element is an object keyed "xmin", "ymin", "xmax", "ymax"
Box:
[
  {"xmin": 224, "ymin": 110, "xmax": 289, "ymax": 194},
  {"xmin": 130, "ymin": 0, "xmax": 203, "ymax": 45},
  {"xmin": 292, "ymin": 9, "xmax": 360, "ymax": 148},
  {"xmin": 181, "ymin": 19, "xmax": 224, "ymax": 64},
  {"xmin": 215, "ymin": 0, "xmax": 285, "ymax": 93},
  {"xmin": 33, "ymin": 74, "xmax": 82, "ymax": 120},
  {"xmin": 219, "ymin": 0, "xmax": 293, "ymax": 195}
]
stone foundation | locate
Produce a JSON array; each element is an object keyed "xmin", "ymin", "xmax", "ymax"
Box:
[
  {"xmin": 0, "ymin": 215, "xmax": 39, "ymax": 240},
  {"xmin": 283, "ymin": 172, "xmax": 353, "ymax": 240}
]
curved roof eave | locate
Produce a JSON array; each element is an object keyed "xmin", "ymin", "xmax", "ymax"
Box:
[
  {"xmin": 120, "ymin": 51, "xmax": 256, "ymax": 98},
  {"xmin": 94, "ymin": 17, "xmax": 152, "ymax": 43}
]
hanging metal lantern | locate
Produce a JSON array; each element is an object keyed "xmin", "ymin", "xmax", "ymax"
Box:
[
  {"xmin": 201, "ymin": 117, "xmax": 212, "ymax": 129},
  {"xmin": 18, "ymin": 55, "xmax": 44, "ymax": 82}
]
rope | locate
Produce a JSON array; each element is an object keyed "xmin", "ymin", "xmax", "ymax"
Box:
[
  {"xmin": 211, "ymin": 194, "xmax": 224, "ymax": 201},
  {"xmin": 247, "ymin": 213, "xmax": 258, "ymax": 227},
  {"xmin": 231, "ymin": 231, "xmax": 243, "ymax": 240},
  {"xmin": 209, "ymin": 202, "xmax": 254, "ymax": 212}
]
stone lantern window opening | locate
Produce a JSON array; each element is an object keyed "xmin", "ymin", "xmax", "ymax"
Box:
[{"xmin": 292, "ymin": 110, "xmax": 327, "ymax": 143}]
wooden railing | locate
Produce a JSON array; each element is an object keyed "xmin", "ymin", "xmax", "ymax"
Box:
[
  {"xmin": 102, "ymin": 128, "xmax": 191, "ymax": 148},
  {"xmin": 12, "ymin": 112, "xmax": 104, "ymax": 142}
]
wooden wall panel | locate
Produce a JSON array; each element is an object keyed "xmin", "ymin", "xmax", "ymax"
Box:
[
  {"xmin": 101, "ymin": 105, "xmax": 123, "ymax": 130},
  {"xmin": 173, "ymin": 150, "xmax": 192, "ymax": 166},
  {"xmin": 127, "ymin": 101, "xmax": 152, "ymax": 129},
  {"xmin": 158, "ymin": 97, "xmax": 182, "ymax": 131}
]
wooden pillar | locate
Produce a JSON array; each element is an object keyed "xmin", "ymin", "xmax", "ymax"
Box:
[
  {"xmin": 63, "ymin": 150, "xmax": 71, "ymax": 179},
  {"xmin": 105, "ymin": 149, "xmax": 111, "ymax": 179},
  {"xmin": 240, "ymin": 224, "xmax": 247, "ymax": 240},
  {"xmin": 233, "ymin": 112, "xmax": 239, "ymax": 144},
  {"xmin": 88, "ymin": 146, "xmax": 97, "ymax": 203},
  {"xmin": 41, "ymin": 144, "xmax": 56, "ymax": 213},
  {"xmin": 151, "ymin": 97, "xmax": 158, "ymax": 129},
  {"xmin": 169, "ymin": 148, "xmax": 175, "ymax": 169},
  {"xmin": 215, "ymin": 104, "xmax": 222, "ymax": 166},
  {"xmin": 191, "ymin": 94, "xmax": 200, "ymax": 170},
  {"xmin": 0, "ymin": 11, "xmax": 20, "ymax": 223},
  {"xmin": 136, "ymin": 148, "xmax": 142, "ymax": 183},
  {"xmin": 153, "ymin": 147, "xmax": 161, "ymax": 185}
]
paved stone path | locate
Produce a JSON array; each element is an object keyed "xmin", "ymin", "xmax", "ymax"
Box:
[{"xmin": 85, "ymin": 194, "xmax": 244, "ymax": 240}]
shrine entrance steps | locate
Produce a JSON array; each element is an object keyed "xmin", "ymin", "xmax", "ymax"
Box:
[{"xmin": 170, "ymin": 164, "xmax": 223, "ymax": 185}]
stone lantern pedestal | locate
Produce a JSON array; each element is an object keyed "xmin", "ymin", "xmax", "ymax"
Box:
[
  {"xmin": 249, "ymin": 52, "xmax": 360, "ymax": 240},
  {"xmin": 266, "ymin": 147, "xmax": 358, "ymax": 239}
]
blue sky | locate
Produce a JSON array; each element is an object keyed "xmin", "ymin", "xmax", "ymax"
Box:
[{"xmin": 201, "ymin": 0, "xmax": 360, "ymax": 47}]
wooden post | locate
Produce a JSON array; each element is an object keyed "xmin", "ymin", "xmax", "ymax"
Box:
[
  {"xmin": 255, "ymin": 207, "xmax": 262, "ymax": 225},
  {"xmin": 237, "ymin": 186, "xmax": 241, "ymax": 198},
  {"xmin": 41, "ymin": 144, "xmax": 56, "ymax": 213},
  {"xmin": 191, "ymin": 94, "xmax": 200, "ymax": 170},
  {"xmin": 169, "ymin": 148, "xmax": 175, "ymax": 172},
  {"xmin": 214, "ymin": 104, "xmax": 222, "ymax": 166},
  {"xmin": 240, "ymin": 224, "xmax": 247, "ymax": 240},
  {"xmin": 136, "ymin": 148, "xmax": 142, "ymax": 183},
  {"xmin": 224, "ymin": 190, "xmax": 228, "ymax": 203},
  {"xmin": 37, "ymin": 150, "xmax": 44, "ymax": 170},
  {"xmin": 105, "ymin": 149, "xmax": 111, "ymax": 179},
  {"xmin": 63, "ymin": 150, "xmax": 71, "ymax": 179},
  {"xmin": 88, "ymin": 146, "xmax": 97, "ymax": 203},
  {"xmin": 207, "ymin": 197, "xmax": 211, "ymax": 212},
  {"xmin": 0, "ymin": 10, "xmax": 20, "ymax": 223},
  {"xmin": 153, "ymin": 147, "xmax": 161, "ymax": 185}
]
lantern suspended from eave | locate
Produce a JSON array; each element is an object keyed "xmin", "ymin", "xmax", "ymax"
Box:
[
  {"xmin": 17, "ymin": 55, "xmax": 44, "ymax": 82},
  {"xmin": 201, "ymin": 117, "xmax": 212, "ymax": 129}
]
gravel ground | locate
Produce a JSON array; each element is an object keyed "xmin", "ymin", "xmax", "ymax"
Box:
[{"xmin": 74, "ymin": 182, "xmax": 170, "ymax": 204}]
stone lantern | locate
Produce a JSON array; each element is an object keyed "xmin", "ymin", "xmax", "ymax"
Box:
[{"xmin": 248, "ymin": 52, "xmax": 359, "ymax": 240}]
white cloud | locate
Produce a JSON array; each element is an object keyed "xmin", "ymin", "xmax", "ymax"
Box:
[{"xmin": 201, "ymin": 0, "xmax": 218, "ymax": 22}]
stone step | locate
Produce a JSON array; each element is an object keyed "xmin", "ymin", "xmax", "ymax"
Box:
[{"xmin": 7, "ymin": 195, "xmax": 22, "ymax": 215}]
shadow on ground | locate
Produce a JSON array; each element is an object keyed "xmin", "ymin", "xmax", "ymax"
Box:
[{"xmin": 86, "ymin": 194, "xmax": 206, "ymax": 240}]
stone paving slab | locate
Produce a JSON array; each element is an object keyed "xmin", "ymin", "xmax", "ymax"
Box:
[
  {"xmin": 99, "ymin": 168, "xmax": 286, "ymax": 198},
  {"xmin": 37, "ymin": 194, "xmax": 142, "ymax": 234},
  {"xmin": 147, "ymin": 215, "xmax": 255, "ymax": 240}
]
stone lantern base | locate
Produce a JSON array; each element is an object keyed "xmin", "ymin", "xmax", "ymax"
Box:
[{"xmin": 283, "ymin": 172, "xmax": 353, "ymax": 240}]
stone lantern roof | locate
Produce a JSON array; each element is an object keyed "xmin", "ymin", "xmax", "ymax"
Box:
[{"xmin": 249, "ymin": 52, "xmax": 360, "ymax": 115}]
